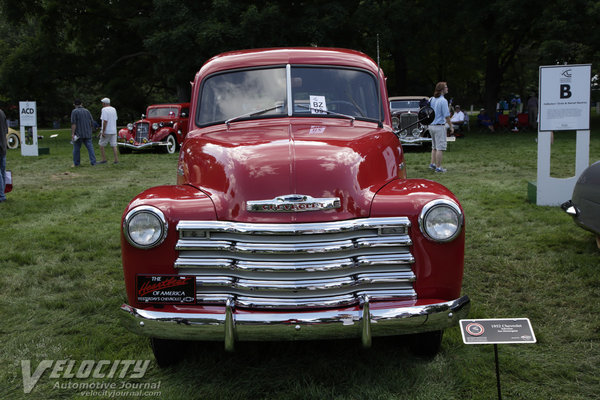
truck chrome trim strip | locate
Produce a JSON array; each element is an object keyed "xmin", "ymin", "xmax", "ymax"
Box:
[
  {"xmin": 246, "ymin": 194, "xmax": 341, "ymax": 213},
  {"xmin": 196, "ymin": 287, "xmax": 417, "ymax": 311},
  {"xmin": 176, "ymin": 236, "xmax": 411, "ymax": 252},
  {"xmin": 193, "ymin": 274, "xmax": 415, "ymax": 293},
  {"xmin": 174, "ymin": 255, "xmax": 414, "ymax": 272},
  {"xmin": 177, "ymin": 217, "xmax": 411, "ymax": 236},
  {"xmin": 119, "ymin": 296, "xmax": 470, "ymax": 344}
]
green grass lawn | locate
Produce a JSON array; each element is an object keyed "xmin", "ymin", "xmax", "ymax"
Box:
[{"xmin": 1, "ymin": 124, "xmax": 599, "ymax": 399}]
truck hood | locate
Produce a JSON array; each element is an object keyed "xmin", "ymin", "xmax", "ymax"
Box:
[{"xmin": 179, "ymin": 119, "xmax": 403, "ymax": 222}]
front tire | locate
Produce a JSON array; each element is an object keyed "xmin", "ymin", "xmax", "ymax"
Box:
[
  {"xmin": 165, "ymin": 134, "xmax": 177, "ymax": 154},
  {"xmin": 150, "ymin": 338, "xmax": 187, "ymax": 367},
  {"xmin": 7, "ymin": 132, "xmax": 19, "ymax": 149},
  {"xmin": 409, "ymin": 330, "xmax": 443, "ymax": 358}
]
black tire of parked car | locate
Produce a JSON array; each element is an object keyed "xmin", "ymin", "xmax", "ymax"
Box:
[
  {"xmin": 150, "ymin": 338, "xmax": 187, "ymax": 367},
  {"xmin": 408, "ymin": 330, "xmax": 444, "ymax": 358}
]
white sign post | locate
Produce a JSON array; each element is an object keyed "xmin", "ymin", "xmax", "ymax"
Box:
[
  {"xmin": 532, "ymin": 64, "xmax": 591, "ymax": 206},
  {"xmin": 19, "ymin": 101, "xmax": 39, "ymax": 156}
]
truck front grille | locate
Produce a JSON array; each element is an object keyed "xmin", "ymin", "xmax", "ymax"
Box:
[
  {"xmin": 174, "ymin": 217, "xmax": 415, "ymax": 309},
  {"xmin": 135, "ymin": 123, "xmax": 149, "ymax": 142}
]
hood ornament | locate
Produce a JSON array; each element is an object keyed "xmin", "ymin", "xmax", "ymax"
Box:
[{"xmin": 247, "ymin": 194, "xmax": 341, "ymax": 213}]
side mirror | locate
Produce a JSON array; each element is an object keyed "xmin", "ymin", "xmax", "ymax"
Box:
[{"xmin": 418, "ymin": 106, "xmax": 435, "ymax": 125}]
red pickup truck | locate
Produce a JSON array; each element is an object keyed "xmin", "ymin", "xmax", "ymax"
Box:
[{"xmin": 119, "ymin": 48, "xmax": 469, "ymax": 366}]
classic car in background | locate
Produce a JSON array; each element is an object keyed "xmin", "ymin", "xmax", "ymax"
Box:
[
  {"xmin": 562, "ymin": 160, "xmax": 600, "ymax": 248},
  {"xmin": 389, "ymin": 96, "xmax": 431, "ymax": 147},
  {"xmin": 6, "ymin": 127, "xmax": 20, "ymax": 149},
  {"xmin": 119, "ymin": 48, "xmax": 469, "ymax": 366},
  {"xmin": 118, "ymin": 103, "xmax": 190, "ymax": 154}
]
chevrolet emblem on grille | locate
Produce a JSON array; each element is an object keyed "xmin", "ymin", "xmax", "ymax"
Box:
[{"xmin": 247, "ymin": 194, "xmax": 341, "ymax": 212}]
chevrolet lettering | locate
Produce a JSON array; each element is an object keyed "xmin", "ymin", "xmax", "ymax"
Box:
[
  {"xmin": 247, "ymin": 195, "xmax": 341, "ymax": 212},
  {"xmin": 119, "ymin": 48, "xmax": 470, "ymax": 366}
]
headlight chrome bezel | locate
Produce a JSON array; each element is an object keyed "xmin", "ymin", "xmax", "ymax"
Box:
[
  {"xmin": 123, "ymin": 206, "xmax": 168, "ymax": 249},
  {"xmin": 419, "ymin": 199, "xmax": 463, "ymax": 242}
]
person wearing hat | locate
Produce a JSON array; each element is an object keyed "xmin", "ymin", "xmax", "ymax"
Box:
[
  {"xmin": 98, "ymin": 97, "xmax": 119, "ymax": 164},
  {"xmin": 70, "ymin": 99, "xmax": 97, "ymax": 167}
]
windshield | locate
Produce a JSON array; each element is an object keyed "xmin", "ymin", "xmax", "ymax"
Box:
[
  {"xmin": 148, "ymin": 107, "xmax": 179, "ymax": 118},
  {"xmin": 197, "ymin": 65, "xmax": 380, "ymax": 126},
  {"xmin": 390, "ymin": 100, "xmax": 420, "ymax": 110}
]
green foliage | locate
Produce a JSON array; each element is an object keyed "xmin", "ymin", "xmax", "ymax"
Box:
[
  {"xmin": 0, "ymin": 0, "xmax": 598, "ymax": 125},
  {"xmin": 0, "ymin": 122, "xmax": 599, "ymax": 399}
]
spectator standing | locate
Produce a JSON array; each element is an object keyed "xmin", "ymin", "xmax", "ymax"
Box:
[
  {"xmin": 428, "ymin": 82, "xmax": 453, "ymax": 173},
  {"xmin": 98, "ymin": 97, "xmax": 119, "ymax": 164},
  {"xmin": 0, "ymin": 107, "xmax": 7, "ymax": 203},
  {"xmin": 71, "ymin": 99, "xmax": 96, "ymax": 167}
]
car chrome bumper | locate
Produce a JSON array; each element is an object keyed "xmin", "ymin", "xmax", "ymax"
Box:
[
  {"xmin": 400, "ymin": 138, "xmax": 432, "ymax": 145},
  {"xmin": 120, "ymin": 295, "xmax": 470, "ymax": 351},
  {"xmin": 117, "ymin": 142, "xmax": 167, "ymax": 150}
]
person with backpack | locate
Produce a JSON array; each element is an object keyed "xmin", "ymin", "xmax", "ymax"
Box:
[{"xmin": 428, "ymin": 82, "xmax": 453, "ymax": 173}]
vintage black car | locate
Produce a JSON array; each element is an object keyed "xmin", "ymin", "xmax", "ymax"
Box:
[
  {"xmin": 562, "ymin": 160, "xmax": 600, "ymax": 248},
  {"xmin": 389, "ymin": 96, "xmax": 431, "ymax": 147}
]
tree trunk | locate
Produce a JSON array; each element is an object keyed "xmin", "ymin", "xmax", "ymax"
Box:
[{"xmin": 484, "ymin": 51, "xmax": 502, "ymax": 122}]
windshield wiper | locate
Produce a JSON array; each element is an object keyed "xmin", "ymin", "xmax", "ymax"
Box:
[
  {"xmin": 225, "ymin": 102, "xmax": 284, "ymax": 127},
  {"xmin": 295, "ymin": 104, "xmax": 356, "ymax": 125}
]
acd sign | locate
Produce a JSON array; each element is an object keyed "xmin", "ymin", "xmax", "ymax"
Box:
[{"xmin": 19, "ymin": 101, "xmax": 39, "ymax": 156}]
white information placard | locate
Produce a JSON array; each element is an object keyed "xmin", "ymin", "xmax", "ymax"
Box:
[
  {"xmin": 19, "ymin": 101, "xmax": 39, "ymax": 156},
  {"xmin": 539, "ymin": 64, "xmax": 591, "ymax": 131}
]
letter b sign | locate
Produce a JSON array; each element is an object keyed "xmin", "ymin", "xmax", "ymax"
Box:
[{"xmin": 560, "ymin": 84, "xmax": 572, "ymax": 99}]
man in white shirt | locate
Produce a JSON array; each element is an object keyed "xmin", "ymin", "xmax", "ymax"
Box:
[
  {"xmin": 450, "ymin": 105, "xmax": 465, "ymax": 131},
  {"xmin": 98, "ymin": 97, "xmax": 119, "ymax": 164}
]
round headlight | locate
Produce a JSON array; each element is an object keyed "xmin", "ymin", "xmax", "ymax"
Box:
[
  {"xmin": 411, "ymin": 128, "xmax": 421, "ymax": 138},
  {"xmin": 152, "ymin": 123, "xmax": 159, "ymax": 130},
  {"xmin": 127, "ymin": 123, "xmax": 133, "ymax": 130},
  {"xmin": 419, "ymin": 199, "xmax": 463, "ymax": 242},
  {"xmin": 123, "ymin": 206, "xmax": 168, "ymax": 249},
  {"xmin": 392, "ymin": 116, "xmax": 400, "ymax": 131}
]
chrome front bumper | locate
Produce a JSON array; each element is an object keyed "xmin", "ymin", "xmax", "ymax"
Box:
[
  {"xmin": 400, "ymin": 137, "xmax": 432, "ymax": 146},
  {"xmin": 120, "ymin": 295, "xmax": 470, "ymax": 351},
  {"xmin": 117, "ymin": 142, "xmax": 167, "ymax": 150}
]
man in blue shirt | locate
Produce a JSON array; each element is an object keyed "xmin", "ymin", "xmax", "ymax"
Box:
[{"xmin": 428, "ymin": 82, "xmax": 453, "ymax": 173}]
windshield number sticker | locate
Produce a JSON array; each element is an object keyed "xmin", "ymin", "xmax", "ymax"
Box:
[{"xmin": 310, "ymin": 95, "xmax": 327, "ymax": 114}]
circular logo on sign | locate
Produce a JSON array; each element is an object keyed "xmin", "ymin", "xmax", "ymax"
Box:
[{"xmin": 466, "ymin": 323, "xmax": 485, "ymax": 336}]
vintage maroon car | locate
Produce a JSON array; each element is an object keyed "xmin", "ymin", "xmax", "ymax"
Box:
[
  {"xmin": 119, "ymin": 48, "xmax": 469, "ymax": 366},
  {"xmin": 118, "ymin": 103, "xmax": 190, "ymax": 154}
]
